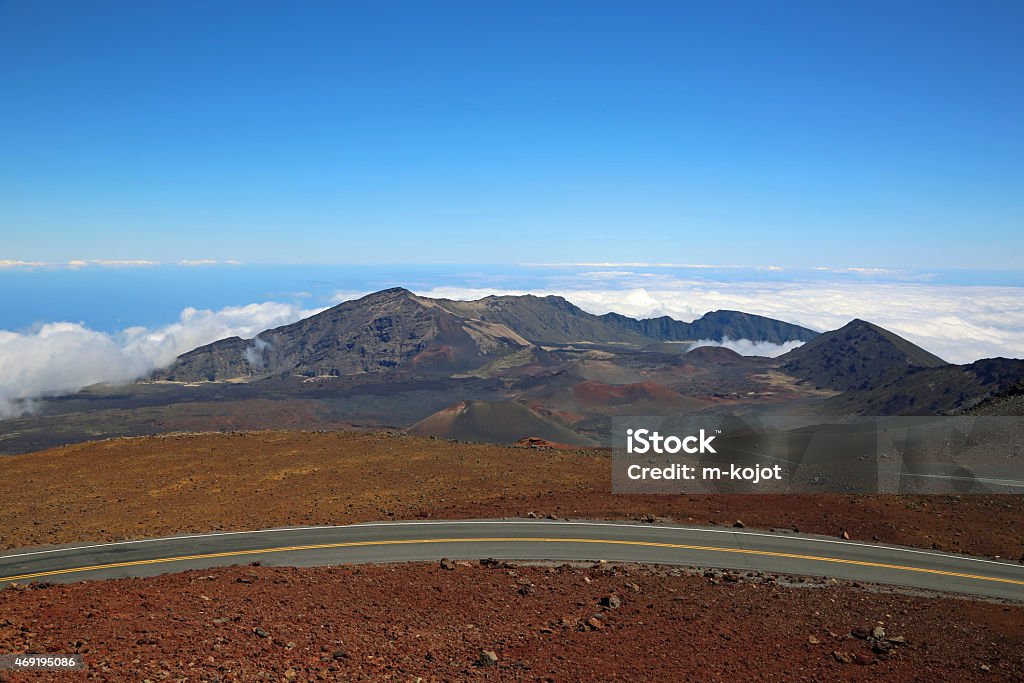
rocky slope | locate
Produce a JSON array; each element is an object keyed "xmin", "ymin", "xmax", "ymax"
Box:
[
  {"xmin": 2, "ymin": 562, "xmax": 1021, "ymax": 681},
  {"xmin": 779, "ymin": 319, "xmax": 948, "ymax": 392},
  {"xmin": 154, "ymin": 288, "xmax": 531, "ymax": 381},
  {"xmin": 824, "ymin": 357, "xmax": 1024, "ymax": 415},
  {"xmin": 433, "ymin": 294, "xmax": 647, "ymax": 344}
]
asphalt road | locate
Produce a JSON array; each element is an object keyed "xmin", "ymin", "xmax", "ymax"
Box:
[{"xmin": 1, "ymin": 520, "xmax": 1022, "ymax": 601}]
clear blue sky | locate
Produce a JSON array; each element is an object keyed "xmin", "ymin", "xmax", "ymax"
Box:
[{"xmin": 1, "ymin": 1, "xmax": 1022, "ymax": 268}]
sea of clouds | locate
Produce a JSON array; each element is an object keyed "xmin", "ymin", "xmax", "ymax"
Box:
[
  {"xmin": 0, "ymin": 302, "xmax": 323, "ymax": 418},
  {"xmin": 2, "ymin": 276, "xmax": 1022, "ymax": 418}
]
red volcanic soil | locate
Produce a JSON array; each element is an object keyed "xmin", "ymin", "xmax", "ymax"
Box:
[
  {"xmin": 1, "ymin": 562, "xmax": 1021, "ymax": 681},
  {"xmin": 1, "ymin": 432, "xmax": 1023, "ymax": 560},
  {"xmin": 569, "ymin": 380, "xmax": 705, "ymax": 409}
]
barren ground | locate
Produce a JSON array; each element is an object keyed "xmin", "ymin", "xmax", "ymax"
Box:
[
  {"xmin": 1, "ymin": 562, "xmax": 1022, "ymax": 681},
  {"xmin": 0, "ymin": 431, "xmax": 1022, "ymax": 561}
]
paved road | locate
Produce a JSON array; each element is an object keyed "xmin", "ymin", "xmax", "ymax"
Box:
[{"xmin": 1, "ymin": 520, "xmax": 1022, "ymax": 601}]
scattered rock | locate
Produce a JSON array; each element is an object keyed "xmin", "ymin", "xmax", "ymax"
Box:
[
  {"xmin": 808, "ymin": 636, "xmax": 820, "ymax": 645},
  {"xmin": 840, "ymin": 530, "xmax": 851, "ymax": 540},
  {"xmin": 252, "ymin": 628, "xmax": 269, "ymax": 638},
  {"xmin": 479, "ymin": 558, "xmax": 508, "ymax": 568},
  {"xmin": 832, "ymin": 651, "xmax": 852, "ymax": 664},
  {"xmin": 871, "ymin": 626, "xmax": 886, "ymax": 640},
  {"xmin": 624, "ymin": 582, "xmax": 641, "ymax": 593},
  {"xmin": 586, "ymin": 617, "xmax": 604, "ymax": 630},
  {"xmin": 733, "ymin": 520, "xmax": 745, "ymax": 528},
  {"xmin": 439, "ymin": 558, "xmax": 457, "ymax": 571},
  {"xmin": 599, "ymin": 594, "xmax": 622, "ymax": 609},
  {"xmin": 477, "ymin": 650, "xmax": 499, "ymax": 667},
  {"xmin": 851, "ymin": 627, "xmax": 871, "ymax": 640}
]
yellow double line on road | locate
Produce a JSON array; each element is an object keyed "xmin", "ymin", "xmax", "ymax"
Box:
[{"xmin": 2, "ymin": 537, "xmax": 1023, "ymax": 588}]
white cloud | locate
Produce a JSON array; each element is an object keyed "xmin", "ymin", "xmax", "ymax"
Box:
[
  {"xmin": 414, "ymin": 278, "xmax": 1024, "ymax": 365},
  {"xmin": 691, "ymin": 338, "xmax": 805, "ymax": 358},
  {"xmin": 522, "ymin": 262, "xmax": 747, "ymax": 269},
  {"xmin": 0, "ymin": 260, "xmax": 48, "ymax": 268},
  {"xmin": 87, "ymin": 259, "xmax": 161, "ymax": 267},
  {"xmin": 0, "ymin": 302, "xmax": 322, "ymax": 418},
  {"xmin": 0, "ymin": 259, "xmax": 243, "ymax": 270}
]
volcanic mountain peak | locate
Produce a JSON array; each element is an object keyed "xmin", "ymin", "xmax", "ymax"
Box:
[
  {"xmin": 795, "ymin": 319, "xmax": 946, "ymax": 366},
  {"xmin": 154, "ymin": 288, "xmax": 531, "ymax": 382},
  {"xmin": 153, "ymin": 288, "xmax": 825, "ymax": 383},
  {"xmin": 779, "ymin": 318, "xmax": 948, "ymax": 392}
]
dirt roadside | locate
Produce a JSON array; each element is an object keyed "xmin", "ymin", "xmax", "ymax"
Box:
[{"xmin": 1, "ymin": 562, "xmax": 1021, "ymax": 681}]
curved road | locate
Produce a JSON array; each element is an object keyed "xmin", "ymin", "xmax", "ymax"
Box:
[{"xmin": 1, "ymin": 520, "xmax": 1022, "ymax": 601}]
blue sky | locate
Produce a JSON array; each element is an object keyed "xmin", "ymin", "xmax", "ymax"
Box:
[{"xmin": 1, "ymin": 1, "xmax": 1022, "ymax": 268}]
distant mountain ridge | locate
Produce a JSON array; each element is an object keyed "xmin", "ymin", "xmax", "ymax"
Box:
[
  {"xmin": 599, "ymin": 310, "xmax": 819, "ymax": 344},
  {"xmin": 153, "ymin": 288, "xmax": 819, "ymax": 382}
]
